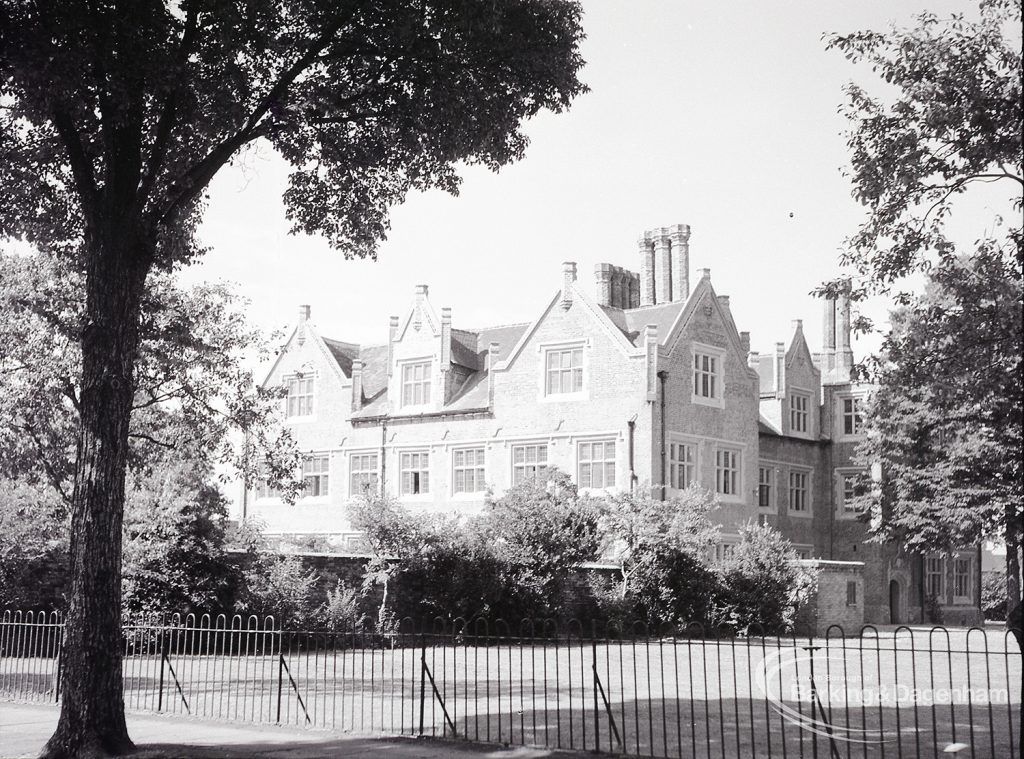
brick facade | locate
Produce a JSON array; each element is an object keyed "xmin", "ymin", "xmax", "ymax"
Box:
[{"xmin": 242, "ymin": 225, "xmax": 982, "ymax": 627}]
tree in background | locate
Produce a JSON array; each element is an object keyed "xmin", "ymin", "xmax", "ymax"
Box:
[
  {"xmin": 1, "ymin": 2, "xmax": 585, "ymax": 751},
  {"xmin": 825, "ymin": 0, "xmax": 1023, "ymax": 626},
  {"xmin": 0, "ymin": 482, "xmax": 68, "ymax": 610},
  {"xmin": 121, "ymin": 443, "xmax": 234, "ymax": 618}
]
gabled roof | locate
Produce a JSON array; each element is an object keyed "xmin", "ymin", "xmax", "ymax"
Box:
[
  {"xmin": 495, "ymin": 283, "xmax": 641, "ymax": 372},
  {"xmin": 260, "ymin": 321, "xmax": 351, "ymax": 388},
  {"xmin": 785, "ymin": 324, "xmax": 819, "ymax": 377}
]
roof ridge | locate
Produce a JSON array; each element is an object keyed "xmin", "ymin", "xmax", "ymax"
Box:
[{"xmin": 464, "ymin": 320, "xmax": 531, "ymax": 331}]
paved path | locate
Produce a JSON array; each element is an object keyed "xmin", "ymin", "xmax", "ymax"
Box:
[{"xmin": 0, "ymin": 702, "xmax": 575, "ymax": 759}]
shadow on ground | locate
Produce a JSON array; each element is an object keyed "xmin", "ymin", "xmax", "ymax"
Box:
[{"xmin": 128, "ymin": 737, "xmax": 567, "ymax": 759}]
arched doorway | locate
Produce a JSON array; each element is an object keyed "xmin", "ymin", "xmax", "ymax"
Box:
[{"xmin": 889, "ymin": 580, "xmax": 902, "ymax": 625}]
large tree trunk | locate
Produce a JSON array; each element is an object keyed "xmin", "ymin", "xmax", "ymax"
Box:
[{"xmin": 43, "ymin": 238, "xmax": 150, "ymax": 759}]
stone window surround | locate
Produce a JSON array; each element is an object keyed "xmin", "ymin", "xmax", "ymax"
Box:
[
  {"xmin": 952, "ymin": 554, "xmax": 973, "ymax": 603},
  {"xmin": 924, "ymin": 554, "xmax": 945, "ymax": 599},
  {"xmin": 301, "ymin": 454, "xmax": 330, "ymax": 500},
  {"xmin": 511, "ymin": 441, "xmax": 550, "ymax": 486},
  {"xmin": 834, "ymin": 467, "xmax": 867, "ymax": 519},
  {"xmin": 399, "ymin": 357, "xmax": 433, "ymax": 409},
  {"xmin": 451, "ymin": 446, "xmax": 486, "ymax": 497},
  {"xmin": 667, "ymin": 434, "xmax": 699, "ymax": 493},
  {"xmin": 788, "ymin": 387, "xmax": 813, "ymax": 438},
  {"xmin": 577, "ymin": 438, "xmax": 617, "ymax": 490},
  {"xmin": 714, "ymin": 445, "xmax": 743, "ymax": 502},
  {"xmin": 787, "ymin": 466, "xmax": 812, "ymax": 517},
  {"xmin": 348, "ymin": 450, "xmax": 380, "ymax": 498},
  {"xmin": 837, "ymin": 392, "xmax": 866, "ymax": 440},
  {"xmin": 398, "ymin": 448, "xmax": 431, "ymax": 498},
  {"xmin": 254, "ymin": 450, "xmax": 332, "ymax": 502},
  {"xmin": 691, "ymin": 342, "xmax": 726, "ymax": 408},
  {"xmin": 283, "ymin": 371, "xmax": 316, "ymax": 421},
  {"xmin": 537, "ymin": 338, "xmax": 590, "ymax": 402},
  {"xmin": 757, "ymin": 465, "xmax": 774, "ymax": 508}
]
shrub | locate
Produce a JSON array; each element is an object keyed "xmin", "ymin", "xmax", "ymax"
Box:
[
  {"xmin": 716, "ymin": 524, "xmax": 816, "ymax": 634},
  {"xmin": 236, "ymin": 555, "xmax": 320, "ymax": 628},
  {"xmin": 981, "ymin": 569, "xmax": 1008, "ymax": 621},
  {"xmin": 121, "ymin": 461, "xmax": 234, "ymax": 617},
  {"xmin": 483, "ymin": 470, "xmax": 603, "ymax": 617},
  {"xmin": 599, "ymin": 486, "xmax": 722, "ymax": 628},
  {"xmin": 319, "ymin": 580, "xmax": 364, "ymax": 631},
  {"xmin": 0, "ymin": 482, "xmax": 68, "ymax": 611},
  {"xmin": 348, "ymin": 472, "xmax": 603, "ymax": 624}
]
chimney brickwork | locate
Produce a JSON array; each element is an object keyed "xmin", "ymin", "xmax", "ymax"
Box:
[
  {"xmin": 636, "ymin": 224, "xmax": 692, "ymax": 306},
  {"xmin": 820, "ymin": 279, "xmax": 854, "ymax": 384},
  {"xmin": 654, "ymin": 235, "xmax": 672, "ymax": 303},
  {"xmin": 595, "ymin": 263, "xmax": 641, "ymax": 309},
  {"xmin": 350, "ymin": 359, "xmax": 364, "ymax": 412}
]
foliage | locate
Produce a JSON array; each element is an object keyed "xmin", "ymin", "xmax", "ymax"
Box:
[
  {"xmin": 982, "ymin": 569, "xmax": 1008, "ymax": 621},
  {"xmin": 0, "ymin": 250, "xmax": 301, "ymax": 501},
  {"xmin": 319, "ymin": 580, "xmax": 364, "ymax": 632},
  {"xmin": 0, "ymin": 1, "xmax": 587, "ymax": 264},
  {"xmin": 0, "ymin": 481, "xmax": 68, "ymax": 610},
  {"xmin": 601, "ymin": 485, "xmax": 720, "ymax": 591},
  {"xmin": 823, "ymin": 0, "xmax": 1021, "ymax": 300},
  {"xmin": 826, "ymin": 0, "xmax": 1023, "ymax": 620},
  {"xmin": 235, "ymin": 554, "xmax": 320, "ymax": 629},
  {"xmin": 716, "ymin": 525, "xmax": 817, "ymax": 634},
  {"xmin": 120, "ymin": 449, "xmax": 234, "ymax": 617},
  {"xmin": 483, "ymin": 470, "xmax": 603, "ymax": 612},
  {"xmin": 599, "ymin": 486, "xmax": 721, "ymax": 626},
  {"xmin": 856, "ymin": 250, "xmax": 1023, "ymax": 553},
  {"xmin": 349, "ymin": 473, "xmax": 602, "ymax": 623}
]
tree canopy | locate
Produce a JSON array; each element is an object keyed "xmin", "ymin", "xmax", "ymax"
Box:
[
  {"xmin": 0, "ymin": 0, "xmax": 586, "ymax": 263},
  {"xmin": 824, "ymin": 0, "xmax": 1021, "ymax": 307}
]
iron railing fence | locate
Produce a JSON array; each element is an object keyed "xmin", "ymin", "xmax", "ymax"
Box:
[{"xmin": 1, "ymin": 610, "xmax": 1021, "ymax": 759}]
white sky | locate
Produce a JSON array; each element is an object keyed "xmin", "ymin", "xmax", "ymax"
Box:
[{"xmin": 183, "ymin": 0, "xmax": 1011, "ymax": 360}]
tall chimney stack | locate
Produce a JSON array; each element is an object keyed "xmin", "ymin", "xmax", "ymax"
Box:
[
  {"xmin": 595, "ymin": 264, "xmax": 613, "ymax": 307},
  {"xmin": 561, "ymin": 261, "xmax": 577, "ymax": 309},
  {"xmin": 669, "ymin": 224, "xmax": 691, "ymax": 301},
  {"xmin": 639, "ymin": 234, "xmax": 655, "ymax": 306},
  {"xmin": 654, "ymin": 234, "xmax": 672, "ymax": 303}
]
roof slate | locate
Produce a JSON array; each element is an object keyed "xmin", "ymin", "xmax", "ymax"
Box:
[
  {"xmin": 600, "ymin": 300, "xmax": 686, "ymax": 346},
  {"xmin": 325, "ymin": 322, "xmax": 528, "ymax": 421}
]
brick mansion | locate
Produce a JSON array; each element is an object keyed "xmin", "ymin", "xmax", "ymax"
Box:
[{"xmin": 243, "ymin": 224, "xmax": 982, "ymax": 627}]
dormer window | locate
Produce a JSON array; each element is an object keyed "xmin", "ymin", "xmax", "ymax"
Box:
[
  {"xmin": 401, "ymin": 360, "xmax": 432, "ymax": 407},
  {"xmin": 285, "ymin": 375, "xmax": 314, "ymax": 418}
]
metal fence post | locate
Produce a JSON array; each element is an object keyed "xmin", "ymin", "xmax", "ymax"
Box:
[
  {"xmin": 157, "ymin": 651, "xmax": 166, "ymax": 713},
  {"xmin": 592, "ymin": 636, "xmax": 600, "ymax": 754},
  {"xmin": 276, "ymin": 652, "xmax": 284, "ymax": 724},
  {"xmin": 53, "ymin": 628, "xmax": 63, "ymax": 704},
  {"xmin": 418, "ymin": 633, "xmax": 427, "ymax": 737}
]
